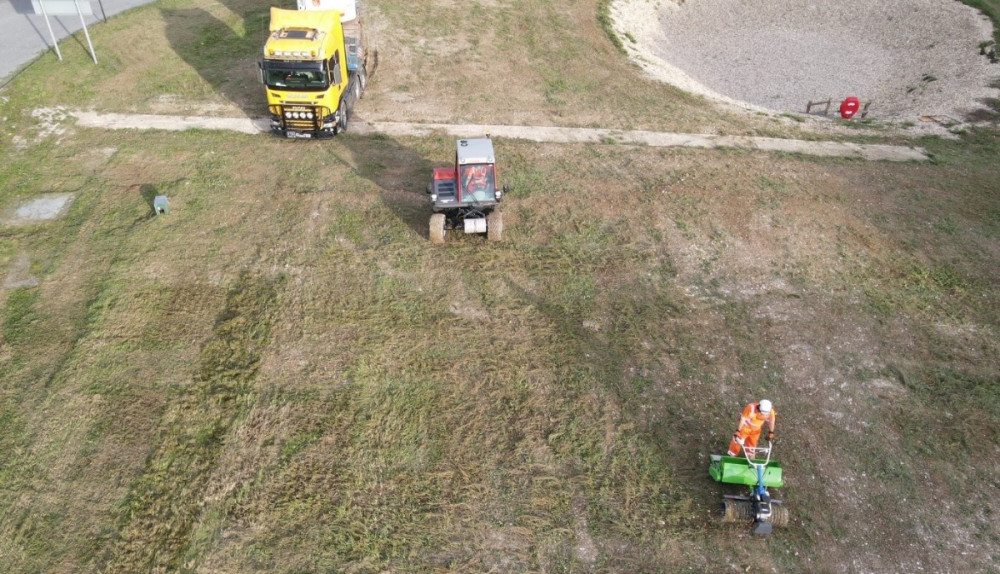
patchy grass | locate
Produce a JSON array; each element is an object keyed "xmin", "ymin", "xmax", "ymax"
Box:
[
  {"xmin": 0, "ymin": 0, "xmax": 999, "ymax": 572},
  {"xmin": 597, "ymin": 0, "xmax": 626, "ymax": 53},
  {"xmin": 962, "ymin": 0, "xmax": 1000, "ymax": 44}
]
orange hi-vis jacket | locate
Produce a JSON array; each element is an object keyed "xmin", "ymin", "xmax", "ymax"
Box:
[
  {"xmin": 738, "ymin": 402, "xmax": 776, "ymax": 435},
  {"xmin": 727, "ymin": 403, "xmax": 776, "ymax": 456}
]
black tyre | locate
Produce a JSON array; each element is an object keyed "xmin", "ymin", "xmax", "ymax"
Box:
[
  {"xmin": 358, "ymin": 68, "xmax": 367, "ymax": 98},
  {"xmin": 430, "ymin": 214, "xmax": 446, "ymax": 244},
  {"xmin": 335, "ymin": 100, "xmax": 348, "ymax": 134},
  {"xmin": 487, "ymin": 211, "xmax": 503, "ymax": 242}
]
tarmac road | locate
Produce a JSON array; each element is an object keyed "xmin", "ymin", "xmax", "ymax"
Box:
[{"xmin": 0, "ymin": 0, "xmax": 151, "ymax": 85}]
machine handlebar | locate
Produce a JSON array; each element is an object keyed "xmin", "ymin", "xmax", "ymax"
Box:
[{"xmin": 742, "ymin": 441, "xmax": 774, "ymax": 466}]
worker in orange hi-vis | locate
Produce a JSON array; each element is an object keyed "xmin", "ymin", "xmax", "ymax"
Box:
[{"xmin": 727, "ymin": 399, "xmax": 776, "ymax": 457}]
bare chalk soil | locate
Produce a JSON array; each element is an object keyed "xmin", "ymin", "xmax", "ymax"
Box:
[{"xmin": 612, "ymin": 0, "xmax": 1000, "ymax": 125}]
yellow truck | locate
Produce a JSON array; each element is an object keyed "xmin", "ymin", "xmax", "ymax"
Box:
[{"xmin": 258, "ymin": 1, "xmax": 370, "ymax": 138}]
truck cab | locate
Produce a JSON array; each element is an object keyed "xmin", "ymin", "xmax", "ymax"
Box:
[{"xmin": 259, "ymin": 4, "xmax": 369, "ymax": 138}]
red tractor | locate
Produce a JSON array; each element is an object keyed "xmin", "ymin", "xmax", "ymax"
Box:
[{"xmin": 426, "ymin": 137, "xmax": 507, "ymax": 244}]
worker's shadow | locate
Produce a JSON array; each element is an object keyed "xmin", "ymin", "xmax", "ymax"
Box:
[
  {"xmin": 332, "ymin": 131, "xmax": 437, "ymax": 239},
  {"xmin": 160, "ymin": 5, "xmax": 270, "ymax": 118}
]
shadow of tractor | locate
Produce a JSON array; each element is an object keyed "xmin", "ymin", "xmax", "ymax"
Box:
[{"xmin": 330, "ymin": 131, "xmax": 441, "ymax": 240}]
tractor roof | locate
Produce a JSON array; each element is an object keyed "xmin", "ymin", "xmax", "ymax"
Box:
[{"xmin": 456, "ymin": 138, "xmax": 495, "ymax": 165}]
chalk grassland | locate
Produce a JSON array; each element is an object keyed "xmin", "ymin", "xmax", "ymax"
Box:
[{"xmin": 0, "ymin": 0, "xmax": 998, "ymax": 572}]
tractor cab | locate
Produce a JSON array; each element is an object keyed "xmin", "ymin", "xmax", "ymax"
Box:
[
  {"xmin": 427, "ymin": 138, "xmax": 507, "ymax": 244},
  {"xmin": 458, "ymin": 160, "xmax": 497, "ymax": 203}
]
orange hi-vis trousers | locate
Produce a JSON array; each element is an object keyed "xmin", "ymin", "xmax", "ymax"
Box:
[{"xmin": 728, "ymin": 426, "xmax": 763, "ymax": 457}]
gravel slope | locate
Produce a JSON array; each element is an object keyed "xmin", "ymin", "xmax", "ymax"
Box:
[{"xmin": 612, "ymin": 0, "xmax": 1000, "ymax": 125}]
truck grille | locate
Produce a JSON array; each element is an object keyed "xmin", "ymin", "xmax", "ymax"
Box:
[{"xmin": 280, "ymin": 105, "xmax": 332, "ymax": 132}]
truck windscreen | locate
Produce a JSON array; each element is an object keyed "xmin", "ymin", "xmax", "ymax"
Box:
[{"xmin": 263, "ymin": 62, "xmax": 328, "ymax": 90}]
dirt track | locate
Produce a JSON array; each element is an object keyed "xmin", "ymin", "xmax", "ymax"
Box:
[{"xmin": 63, "ymin": 109, "xmax": 928, "ymax": 162}]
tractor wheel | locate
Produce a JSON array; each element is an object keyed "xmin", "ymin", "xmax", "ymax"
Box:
[
  {"xmin": 358, "ymin": 68, "xmax": 367, "ymax": 97},
  {"xmin": 429, "ymin": 214, "xmax": 446, "ymax": 244},
  {"xmin": 335, "ymin": 100, "xmax": 348, "ymax": 134},
  {"xmin": 487, "ymin": 211, "xmax": 503, "ymax": 242}
]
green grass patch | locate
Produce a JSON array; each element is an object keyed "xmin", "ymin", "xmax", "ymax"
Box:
[
  {"xmin": 2, "ymin": 287, "xmax": 41, "ymax": 344},
  {"xmin": 597, "ymin": 0, "xmax": 625, "ymax": 53}
]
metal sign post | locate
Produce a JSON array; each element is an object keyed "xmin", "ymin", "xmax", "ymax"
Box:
[
  {"xmin": 37, "ymin": 0, "xmax": 64, "ymax": 61},
  {"xmin": 73, "ymin": 0, "xmax": 98, "ymax": 64},
  {"xmin": 34, "ymin": 0, "xmax": 97, "ymax": 64}
]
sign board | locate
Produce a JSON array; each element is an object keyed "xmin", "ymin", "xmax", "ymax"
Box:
[{"xmin": 32, "ymin": 0, "xmax": 93, "ymax": 16}]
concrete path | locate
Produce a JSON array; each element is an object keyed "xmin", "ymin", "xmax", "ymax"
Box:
[
  {"xmin": 66, "ymin": 110, "xmax": 929, "ymax": 161},
  {"xmin": 5, "ymin": 2, "xmax": 928, "ymax": 163}
]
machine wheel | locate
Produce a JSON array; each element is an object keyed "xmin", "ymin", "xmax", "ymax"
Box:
[
  {"xmin": 487, "ymin": 211, "xmax": 503, "ymax": 242},
  {"xmin": 722, "ymin": 499, "xmax": 754, "ymax": 523},
  {"xmin": 721, "ymin": 499, "xmax": 789, "ymax": 527},
  {"xmin": 358, "ymin": 68, "xmax": 367, "ymax": 97},
  {"xmin": 767, "ymin": 505, "xmax": 789, "ymax": 527},
  {"xmin": 335, "ymin": 100, "xmax": 348, "ymax": 134},
  {"xmin": 429, "ymin": 214, "xmax": 446, "ymax": 244}
]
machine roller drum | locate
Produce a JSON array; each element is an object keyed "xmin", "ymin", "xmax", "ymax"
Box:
[{"xmin": 722, "ymin": 499, "xmax": 789, "ymax": 527}]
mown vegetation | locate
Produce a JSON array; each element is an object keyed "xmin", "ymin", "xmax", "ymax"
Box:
[{"xmin": 0, "ymin": 0, "xmax": 998, "ymax": 572}]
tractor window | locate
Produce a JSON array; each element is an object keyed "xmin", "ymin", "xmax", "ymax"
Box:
[{"xmin": 460, "ymin": 164, "xmax": 495, "ymax": 202}]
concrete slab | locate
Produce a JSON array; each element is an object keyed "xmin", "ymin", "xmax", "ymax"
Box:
[{"xmin": 2, "ymin": 192, "xmax": 76, "ymax": 225}]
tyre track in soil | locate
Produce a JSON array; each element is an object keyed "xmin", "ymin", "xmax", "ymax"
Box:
[{"xmin": 65, "ymin": 109, "xmax": 929, "ymax": 162}]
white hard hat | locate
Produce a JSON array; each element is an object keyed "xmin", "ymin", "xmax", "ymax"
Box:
[{"xmin": 759, "ymin": 399, "xmax": 772, "ymax": 414}]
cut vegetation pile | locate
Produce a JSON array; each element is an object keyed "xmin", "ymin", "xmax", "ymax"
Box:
[{"xmin": 0, "ymin": 0, "xmax": 998, "ymax": 572}]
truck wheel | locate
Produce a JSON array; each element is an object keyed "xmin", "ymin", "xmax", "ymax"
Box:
[
  {"xmin": 335, "ymin": 101, "xmax": 348, "ymax": 134},
  {"xmin": 487, "ymin": 211, "xmax": 503, "ymax": 242},
  {"xmin": 430, "ymin": 214, "xmax": 446, "ymax": 244},
  {"xmin": 358, "ymin": 69, "xmax": 367, "ymax": 97}
]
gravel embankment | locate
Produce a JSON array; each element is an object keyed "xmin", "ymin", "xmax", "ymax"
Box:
[{"xmin": 612, "ymin": 0, "xmax": 1000, "ymax": 124}]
